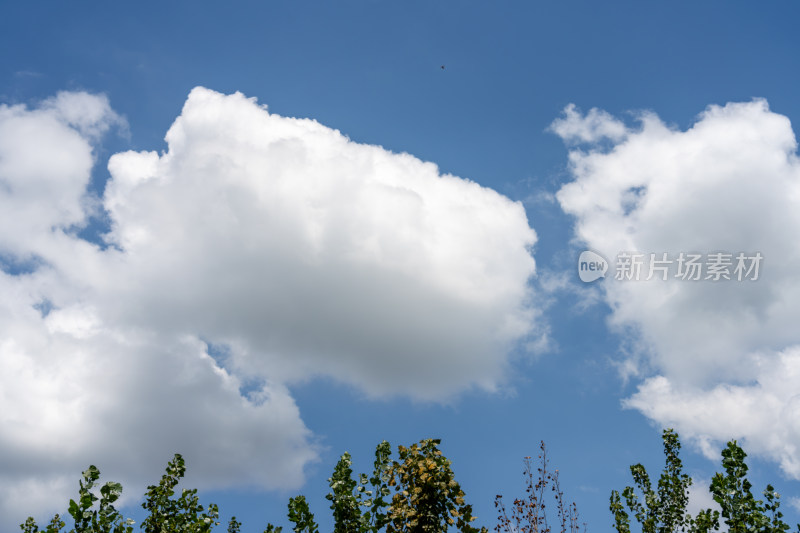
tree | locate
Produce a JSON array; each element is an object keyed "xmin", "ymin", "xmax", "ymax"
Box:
[
  {"xmin": 227, "ymin": 517, "xmax": 242, "ymax": 533},
  {"xmin": 362, "ymin": 440, "xmax": 393, "ymax": 533},
  {"xmin": 611, "ymin": 429, "xmax": 799, "ymax": 533},
  {"xmin": 21, "ymin": 464, "xmax": 134, "ymax": 533},
  {"xmin": 609, "ymin": 428, "xmax": 707, "ymax": 533},
  {"xmin": 19, "ymin": 438, "xmax": 492, "ymax": 533},
  {"xmin": 708, "ymin": 440, "xmax": 794, "ymax": 533},
  {"xmin": 494, "ymin": 441, "xmax": 582, "ymax": 533},
  {"xmin": 287, "ymin": 496, "xmax": 318, "ymax": 533},
  {"xmin": 385, "ymin": 438, "xmax": 487, "ymax": 533},
  {"xmin": 20, "ymin": 515, "xmax": 68, "ymax": 533},
  {"xmin": 139, "ymin": 454, "xmax": 220, "ymax": 533},
  {"xmin": 325, "ymin": 441, "xmax": 392, "ymax": 533},
  {"xmin": 321, "ymin": 438, "xmax": 485, "ymax": 533}
]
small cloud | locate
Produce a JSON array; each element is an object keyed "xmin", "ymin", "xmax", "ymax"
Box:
[
  {"xmin": 686, "ymin": 477, "xmax": 722, "ymax": 520},
  {"xmin": 549, "ymin": 103, "xmax": 628, "ymax": 144},
  {"xmin": 522, "ymin": 189, "xmax": 558, "ymax": 208},
  {"xmin": 13, "ymin": 70, "xmax": 43, "ymax": 79},
  {"xmin": 42, "ymin": 91, "xmax": 129, "ymax": 140},
  {"xmin": 536, "ymin": 268, "xmax": 603, "ymax": 312}
]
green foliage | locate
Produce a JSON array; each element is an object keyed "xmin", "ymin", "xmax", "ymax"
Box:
[
  {"xmin": 366, "ymin": 440, "xmax": 393, "ymax": 532},
  {"xmin": 325, "ymin": 441, "xmax": 393, "ymax": 533},
  {"xmin": 611, "ymin": 429, "xmax": 799, "ymax": 533},
  {"xmin": 21, "ymin": 439, "xmax": 485, "ymax": 533},
  {"xmin": 20, "ymin": 515, "xmax": 67, "ymax": 533},
  {"xmin": 22, "ymin": 455, "xmax": 223, "ymax": 533},
  {"xmin": 326, "ymin": 452, "xmax": 364, "ymax": 532},
  {"xmin": 23, "ymin": 432, "xmax": 800, "ymax": 533},
  {"xmin": 287, "ymin": 496, "xmax": 318, "ymax": 533},
  {"xmin": 67, "ymin": 465, "xmax": 133, "ymax": 533},
  {"xmin": 139, "ymin": 453, "xmax": 220, "ymax": 533},
  {"xmin": 320, "ymin": 438, "xmax": 486, "ymax": 532},
  {"xmin": 227, "ymin": 517, "xmax": 242, "ymax": 533},
  {"xmin": 21, "ymin": 463, "xmax": 134, "ymax": 533},
  {"xmin": 319, "ymin": 438, "xmax": 486, "ymax": 533},
  {"xmin": 708, "ymin": 440, "xmax": 796, "ymax": 533},
  {"xmin": 610, "ymin": 429, "xmax": 705, "ymax": 533},
  {"xmin": 494, "ymin": 441, "xmax": 582, "ymax": 533}
]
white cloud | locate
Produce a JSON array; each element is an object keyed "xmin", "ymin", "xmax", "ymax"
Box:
[
  {"xmin": 554, "ymin": 100, "xmax": 800, "ymax": 478},
  {"xmin": 0, "ymin": 87, "xmax": 541, "ymax": 528},
  {"xmin": 0, "ymin": 99, "xmax": 95, "ymax": 257},
  {"xmin": 625, "ymin": 348, "xmax": 800, "ymax": 477},
  {"xmin": 41, "ymin": 91, "xmax": 128, "ymax": 141},
  {"xmin": 0, "ymin": 93, "xmax": 318, "ymax": 528},
  {"xmin": 0, "ymin": 313, "xmax": 316, "ymax": 523},
  {"xmin": 100, "ymin": 87, "xmax": 540, "ymax": 399},
  {"xmin": 548, "ymin": 103, "xmax": 628, "ymax": 145},
  {"xmin": 686, "ymin": 477, "xmax": 723, "ymax": 529}
]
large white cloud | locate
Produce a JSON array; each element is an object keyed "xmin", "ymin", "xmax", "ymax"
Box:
[
  {"xmin": 100, "ymin": 87, "xmax": 540, "ymax": 398},
  {"xmin": 0, "ymin": 87, "xmax": 540, "ymax": 528},
  {"xmin": 0, "ymin": 92, "xmax": 318, "ymax": 528},
  {"xmin": 0, "ymin": 294, "xmax": 316, "ymax": 517},
  {"xmin": 554, "ymin": 100, "xmax": 800, "ymax": 476}
]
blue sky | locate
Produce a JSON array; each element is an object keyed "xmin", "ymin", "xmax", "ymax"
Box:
[{"xmin": 1, "ymin": 1, "xmax": 800, "ymax": 532}]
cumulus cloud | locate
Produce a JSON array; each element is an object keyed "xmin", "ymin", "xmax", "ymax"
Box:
[
  {"xmin": 0, "ymin": 299, "xmax": 315, "ymax": 517},
  {"xmin": 0, "ymin": 88, "xmax": 540, "ymax": 527},
  {"xmin": 0, "ymin": 98, "xmax": 96, "ymax": 257},
  {"xmin": 554, "ymin": 100, "xmax": 800, "ymax": 477},
  {"xmin": 625, "ymin": 348, "xmax": 800, "ymax": 477},
  {"xmin": 0, "ymin": 92, "xmax": 318, "ymax": 527},
  {"xmin": 100, "ymin": 87, "xmax": 540, "ymax": 399}
]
